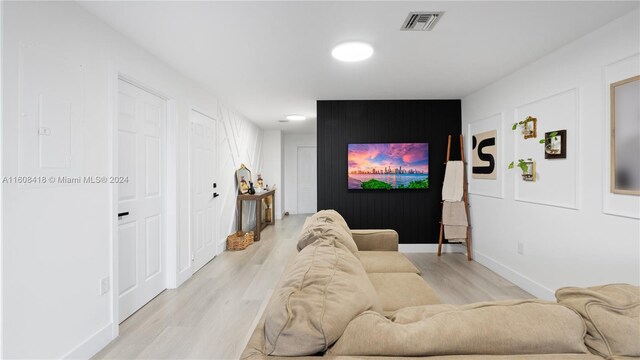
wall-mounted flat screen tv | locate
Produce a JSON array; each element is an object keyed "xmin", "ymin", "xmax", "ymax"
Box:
[{"xmin": 348, "ymin": 143, "xmax": 429, "ymax": 190}]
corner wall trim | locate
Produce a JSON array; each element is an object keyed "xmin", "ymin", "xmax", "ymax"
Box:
[
  {"xmin": 472, "ymin": 250, "xmax": 555, "ymax": 300},
  {"xmin": 217, "ymin": 240, "xmax": 227, "ymax": 256},
  {"xmin": 62, "ymin": 323, "xmax": 113, "ymax": 360},
  {"xmin": 176, "ymin": 265, "xmax": 192, "ymax": 288},
  {"xmin": 399, "ymin": 243, "xmax": 465, "ymax": 253}
]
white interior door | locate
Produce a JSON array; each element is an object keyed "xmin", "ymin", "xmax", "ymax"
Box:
[
  {"xmin": 297, "ymin": 146, "xmax": 317, "ymax": 214},
  {"xmin": 117, "ymin": 79, "xmax": 166, "ymax": 323},
  {"xmin": 190, "ymin": 110, "xmax": 218, "ymax": 273}
]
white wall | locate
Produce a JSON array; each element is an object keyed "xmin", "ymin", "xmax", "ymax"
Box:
[
  {"xmin": 462, "ymin": 9, "xmax": 640, "ymax": 300},
  {"xmin": 217, "ymin": 107, "xmax": 263, "ymax": 244},
  {"xmin": 0, "ymin": 2, "xmax": 4, "ymax": 357},
  {"xmin": 283, "ymin": 133, "xmax": 317, "ymax": 215},
  {"xmin": 261, "ymin": 130, "xmax": 283, "ymax": 219},
  {"xmin": 2, "ymin": 1, "xmax": 262, "ymax": 358}
]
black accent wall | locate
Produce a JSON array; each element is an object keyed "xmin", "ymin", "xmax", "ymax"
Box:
[{"xmin": 317, "ymin": 100, "xmax": 462, "ymax": 244}]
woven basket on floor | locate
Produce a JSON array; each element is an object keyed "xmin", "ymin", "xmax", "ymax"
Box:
[{"xmin": 227, "ymin": 231, "xmax": 254, "ymax": 251}]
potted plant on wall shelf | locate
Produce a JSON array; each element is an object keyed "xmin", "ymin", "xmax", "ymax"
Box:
[
  {"xmin": 507, "ymin": 131, "xmax": 559, "ymax": 174},
  {"xmin": 513, "ymin": 116, "xmax": 537, "ymax": 139},
  {"xmin": 509, "ymin": 159, "xmax": 536, "ymax": 182},
  {"xmin": 508, "ymin": 116, "xmax": 558, "ymax": 182}
]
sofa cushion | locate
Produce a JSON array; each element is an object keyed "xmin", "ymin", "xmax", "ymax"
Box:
[
  {"xmin": 301, "ymin": 216, "xmax": 314, "ymax": 232},
  {"xmin": 263, "ymin": 238, "xmax": 382, "ymax": 356},
  {"xmin": 351, "ymin": 229, "xmax": 399, "ymax": 251},
  {"xmin": 389, "ymin": 303, "xmax": 459, "ymax": 323},
  {"xmin": 309, "ymin": 209, "xmax": 351, "ymax": 234},
  {"xmin": 367, "ymin": 273, "xmax": 441, "ymax": 315},
  {"xmin": 327, "ymin": 300, "xmax": 590, "ymax": 356},
  {"xmin": 556, "ymin": 284, "xmax": 640, "ymax": 358},
  {"xmin": 296, "ymin": 219, "xmax": 359, "ymax": 257},
  {"xmin": 358, "ymin": 251, "xmax": 420, "ymax": 274}
]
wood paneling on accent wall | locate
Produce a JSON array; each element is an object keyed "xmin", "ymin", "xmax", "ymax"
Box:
[{"xmin": 317, "ymin": 100, "xmax": 462, "ymax": 244}]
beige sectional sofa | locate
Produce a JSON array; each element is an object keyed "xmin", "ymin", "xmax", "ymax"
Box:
[{"xmin": 241, "ymin": 210, "xmax": 639, "ymax": 359}]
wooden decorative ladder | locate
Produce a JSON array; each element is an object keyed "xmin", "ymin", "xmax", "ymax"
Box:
[{"xmin": 437, "ymin": 134, "xmax": 472, "ymax": 261}]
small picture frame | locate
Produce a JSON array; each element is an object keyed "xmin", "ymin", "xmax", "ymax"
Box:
[
  {"xmin": 522, "ymin": 159, "xmax": 536, "ymax": 182},
  {"xmin": 544, "ymin": 129, "xmax": 567, "ymax": 159},
  {"xmin": 523, "ymin": 117, "xmax": 537, "ymax": 139}
]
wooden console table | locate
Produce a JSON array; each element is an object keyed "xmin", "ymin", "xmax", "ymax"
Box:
[{"xmin": 236, "ymin": 189, "xmax": 276, "ymax": 241}]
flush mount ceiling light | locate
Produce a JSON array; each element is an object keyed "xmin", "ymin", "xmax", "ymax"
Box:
[
  {"xmin": 331, "ymin": 41, "xmax": 374, "ymax": 62},
  {"xmin": 286, "ymin": 114, "xmax": 306, "ymax": 121}
]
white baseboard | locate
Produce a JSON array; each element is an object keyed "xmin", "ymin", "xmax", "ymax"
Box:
[
  {"xmin": 62, "ymin": 323, "xmax": 113, "ymax": 360},
  {"xmin": 217, "ymin": 240, "xmax": 227, "ymax": 255},
  {"xmin": 176, "ymin": 265, "xmax": 192, "ymax": 288},
  {"xmin": 174, "ymin": 241, "xmax": 226, "ymax": 289},
  {"xmin": 472, "ymin": 250, "xmax": 555, "ymax": 300},
  {"xmin": 399, "ymin": 243, "xmax": 466, "ymax": 253}
]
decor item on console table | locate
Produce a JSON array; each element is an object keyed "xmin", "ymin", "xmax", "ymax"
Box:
[
  {"xmin": 264, "ymin": 195, "xmax": 273, "ymax": 223},
  {"xmin": 256, "ymin": 174, "xmax": 264, "ymax": 190},
  {"xmin": 236, "ymin": 189, "xmax": 276, "ymax": 241},
  {"xmin": 236, "ymin": 164, "xmax": 252, "ymax": 194},
  {"xmin": 239, "ymin": 176, "xmax": 249, "ymax": 194}
]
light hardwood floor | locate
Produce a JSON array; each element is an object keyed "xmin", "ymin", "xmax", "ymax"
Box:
[
  {"xmin": 94, "ymin": 214, "xmax": 532, "ymax": 360},
  {"xmin": 404, "ymin": 252, "xmax": 533, "ymax": 304}
]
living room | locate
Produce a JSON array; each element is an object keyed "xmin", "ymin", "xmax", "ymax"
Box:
[{"xmin": 1, "ymin": 1, "xmax": 639, "ymax": 359}]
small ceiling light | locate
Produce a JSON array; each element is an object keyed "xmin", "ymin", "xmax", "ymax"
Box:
[
  {"xmin": 286, "ymin": 114, "xmax": 306, "ymax": 121},
  {"xmin": 331, "ymin": 41, "xmax": 374, "ymax": 62}
]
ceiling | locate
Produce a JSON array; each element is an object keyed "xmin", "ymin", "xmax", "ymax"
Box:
[{"xmin": 79, "ymin": 1, "xmax": 638, "ymax": 133}]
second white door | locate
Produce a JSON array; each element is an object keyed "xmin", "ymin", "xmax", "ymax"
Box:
[
  {"xmin": 297, "ymin": 146, "xmax": 317, "ymax": 214},
  {"xmin": 190, "ymin": 110, "xmax": 218, "ymax": 273}
]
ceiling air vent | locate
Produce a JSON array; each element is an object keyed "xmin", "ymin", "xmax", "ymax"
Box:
[{"xmin": 401, "ymin": 12, "xmax": 444, "ymax": 31}]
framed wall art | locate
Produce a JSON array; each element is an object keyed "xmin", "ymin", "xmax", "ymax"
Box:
[
  {"xmin": 471, "ymin": 129, "xmax": 497, "ymax": 180},
  {"xmin": 467, "ymin": 113, "xmax": 504, "ymax": 198},
  {"xmin": 544, "ymin": 129, "xmax": 567, "ymax": 159},
  {"xmin": 522, "ymin": 116, "xmax": 537, "ymax": 139},
  {"xmin": 610, "ymin": 75, "xmax": 640, "ymax": 195},
  {"xmin": 348, "ymin": 143, "xmax": 429, "ymax": 190}
]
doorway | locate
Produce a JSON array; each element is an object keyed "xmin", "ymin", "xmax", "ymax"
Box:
[
  {"xmin": 116, "ymin": 79, "xmax": 167, "ymax": 323},
  {"xmin": 297, "ymin": 146, "xmax": 317, "ymax": 214},
  {"xmin": 189, "ymin": 110, "xmax": 218, "ymax": 273}
]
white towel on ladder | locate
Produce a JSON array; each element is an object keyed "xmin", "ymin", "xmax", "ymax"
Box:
[
  {"xmin": 442, "ymin": 161, "xmax": 464, "ymax": 201},
  {"xmin": 442, "ymin": 201, "xmax": 468, "ymax": 242}
]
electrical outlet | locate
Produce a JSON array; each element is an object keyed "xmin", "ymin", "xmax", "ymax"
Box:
[
  {"xmin": 100, "ymin": 277, "xmax": 110, "ymax": 295},
  {"xmin": 517, "ymin": 242, "xmax": 524, "ymax": 255}
]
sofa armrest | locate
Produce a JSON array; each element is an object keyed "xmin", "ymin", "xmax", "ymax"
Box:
[{"xmin": 351, "ymin": 229, "xmax": 398, "ymax": 251}]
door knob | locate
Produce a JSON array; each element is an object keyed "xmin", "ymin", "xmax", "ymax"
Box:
[{"xmin": 213, "ymin": 193, "xmax": 219, "ymax": 198}]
